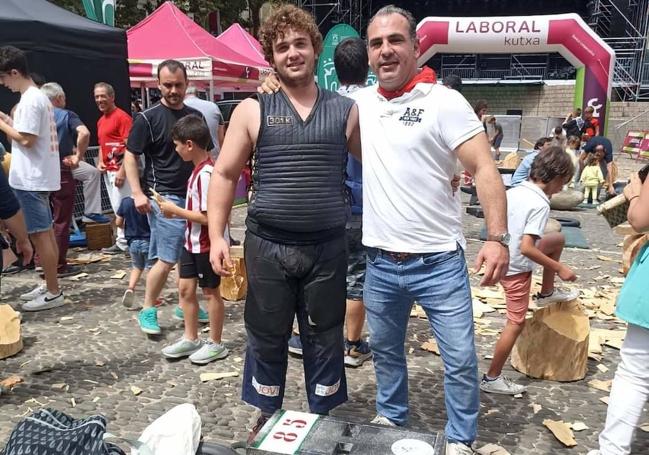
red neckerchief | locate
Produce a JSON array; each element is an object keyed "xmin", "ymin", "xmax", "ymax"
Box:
[{"xmin": 377, "ymin": 66, "xmax": 437, "ymax": 100}]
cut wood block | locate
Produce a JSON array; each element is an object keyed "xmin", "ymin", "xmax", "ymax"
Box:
[
  {"xmin": 544, "ymin": 218, "xmax": 562, "ymax": 234},
  {"xmin": 614, "ymin": 223, "xmax": 638, "ymax": 236},
  {"xmin": 220, "ymin": 257, "xmax": 247, "ymax": 301},
  {"xmin": 550, "ymin": 189, "xmax": 583, "ymax": 210},
  {"xmin": 543, "ymin": 419, "xmax": 577, "ymax": 447},
  {"xmin": 511, "ymin": 300, "xmax": 589, "ymax": 381},
  {"xmin": 0, "ymin": 305, "xmax": 23, "ymax": 360}
]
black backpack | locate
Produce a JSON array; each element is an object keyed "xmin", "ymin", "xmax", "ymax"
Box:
[{"xmin": 2, "ymin": 409, "xmax": 125, "ymax": 455}]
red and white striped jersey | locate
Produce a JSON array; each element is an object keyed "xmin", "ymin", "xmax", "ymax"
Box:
[{"xmin": 185, "ymin": 157, "xmax": 213, "ymax": 253}]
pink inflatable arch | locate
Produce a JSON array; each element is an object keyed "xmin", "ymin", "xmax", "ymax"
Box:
[{"xmin": 417, "ymin": 14, "xmax": 615, "ymax": 132}]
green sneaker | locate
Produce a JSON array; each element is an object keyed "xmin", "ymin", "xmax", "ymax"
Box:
[
  {"xmin": 162, "ymin": 337, "xmax": 203, "ymax": 359},
  {"xmin": 189, "ymin": 340, "xmax": 229, "ymax": 364},
  {"xmin": 173, "ymin": 305, "xmax": 209, "ymax": 323},
  {"xmin": 138, "ymin": 307, "xmax": 161, "ymax": 334}
]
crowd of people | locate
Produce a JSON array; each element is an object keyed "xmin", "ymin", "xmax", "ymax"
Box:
[{"xmin": 0, "ymin": 4, "xmax": 646, "ymax": 455}]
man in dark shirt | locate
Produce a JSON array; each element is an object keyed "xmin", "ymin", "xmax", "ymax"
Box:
[
  {"xmin": 123, "ymin": 60, "xmax": 205, "ymax": 335},
  {"xmin": 41, "ymin": 82, "xmax": 90, "ymax": 276},
  {"xmin": 0, "ymin": 170, "xmax": 32, "ymax": 284}
]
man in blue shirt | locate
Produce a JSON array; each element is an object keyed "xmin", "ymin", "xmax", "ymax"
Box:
[
  {"xmin": 510, "ymin": 137, "xmax": 553, "ymax": 187},
  {"xmin": 41, "ymin": 82, "xmax": 90, "ymax": 276}
]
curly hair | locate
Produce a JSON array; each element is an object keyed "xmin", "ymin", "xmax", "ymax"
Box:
[
  {"xmin": 259, "ymin": 4, "xmax": 323, "ymax": 65},
  {"xmin": 530, "ymin": 146, "xmax": 575, "ymax": 184}
]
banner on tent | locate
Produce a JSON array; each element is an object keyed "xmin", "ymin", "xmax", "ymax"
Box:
[{"xmin": 178, "ymin": 58, "xmax": 213, "ymax": 78}]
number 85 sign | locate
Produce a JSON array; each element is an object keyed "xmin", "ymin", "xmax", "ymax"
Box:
[{"xmin": 255, "ymin": 411, "xmax": 320, "ymax": 454}]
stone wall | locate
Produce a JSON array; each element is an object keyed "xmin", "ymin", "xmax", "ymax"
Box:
[{"xmin": 461, "ymin": 83, "xmax": 649, "ymax": 150}]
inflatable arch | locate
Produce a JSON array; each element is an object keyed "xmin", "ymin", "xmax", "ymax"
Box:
[{"xmin": 417, "ymin": 13, "xmax": 616, "ymax": 132}]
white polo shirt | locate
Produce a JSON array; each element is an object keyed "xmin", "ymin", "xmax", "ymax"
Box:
[
  {"xmin": 505, "ymin": 180, "xmax": 550, "ymax": 276},
  {"xmin": 354, "ymin": 83, "xmax": 483, "ymax": 253}
]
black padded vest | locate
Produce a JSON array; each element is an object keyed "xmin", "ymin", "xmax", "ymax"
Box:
[{"xmin": 246, "ymin": 88, "xmax": 353, "ymax": 244}]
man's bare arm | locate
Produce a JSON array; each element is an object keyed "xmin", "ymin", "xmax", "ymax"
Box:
[
  {"xmin": 75, "ymin": 125, "xmax": 90, "ymax": 160},
  {"xmin": 217, "ymin": 124, "xmax": 225, "ymax": 149},
  {"xmin": 346, "ymin": 104, "xmax": 361, "ymax": 162},
  {"xmin": 124, "ymin": 151, "xmax": 150, "ymax": 213},
  {"xmin": 456, "ymin": 132, "xmax": 509, "ymax": 285},
  {"xmin": 0, "ymin": 120, "xmax": 37, "ymax": 148},
  {"xmin": 208, "ymin": 98, "xmax": 258, "ymax": 275}
]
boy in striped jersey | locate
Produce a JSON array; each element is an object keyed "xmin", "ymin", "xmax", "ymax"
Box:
[{"xmin": 159, "ymin": 115, "xmax": 228, "ymax": 364}]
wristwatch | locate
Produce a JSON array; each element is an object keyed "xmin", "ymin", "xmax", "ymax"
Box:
[{"xmin": 486, "ymin": 232, "xmax": 511, "ymax": 247}]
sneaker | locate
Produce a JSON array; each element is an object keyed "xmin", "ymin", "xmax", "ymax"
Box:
[
  {"xmin": 189, "ymin": 340, "xmax": 229, "ymax": 364},
  {"xmin": 288, "ymin": 335, "xmax": 303, "ymax": 356},
  {"xmin": 173, "ymin": 305, "xmax": 209, "ymax": 323},
  {"xmin": 82, "ymin": 213, "xmax": 111, "ymax": 224},
  {"xmin": 586, "ymin": 451, "xmax": 601, "ymax": 455},
  {"xmin": 370, "ymin": 414, "xmax": 397, "ymax": 427},
  {"xmin": 161, "ymin": 337, "xmax": 202, "ymax": 359},
  {"xmin": 446, "ymin": 442, "xmax": 475, "ymax": 455},
  {"xmin": 19, "ymin": 284, "xmax": 47, "ymax": 301},
  {"xmin": 247, "ymin": 414, "xmax": 271, "ymax": 446},
  {"xmin": 138, "ymin": 307, "xmax": 161, "ymax": 335},
  {"xmin": 121, "ymin": 289, "xmax": 135, "ymax": 308},
  {"xmin": 534, "ymin": 287, "xmax": 580, "ymax": 306},
  {"xmin": 344, "ymin": 339, "xmax": 372, "ymax": 367},
  {"xmin": 102, "ymin": 243, "xmax": 127, "ymax": 255},
  {"xmin": 480, "ymin": 374, "xmax": 527, "ymax": 395},
  {"xmin": 22, "ymin": 291, "xmax": 65, "ymax": 312},
  {"xmin": 56, "ymin": 265, "xmax": 82, "ymax": 278}
]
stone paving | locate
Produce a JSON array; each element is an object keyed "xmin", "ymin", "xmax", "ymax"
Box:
[{"xmin": 1, "ymin": 155, "xmax": 648, "ymax": 454}]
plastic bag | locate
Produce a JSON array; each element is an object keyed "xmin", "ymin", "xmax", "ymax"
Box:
[{"xmin": 132, "ymin": 404, "xmax": 201, "ymax": 455}]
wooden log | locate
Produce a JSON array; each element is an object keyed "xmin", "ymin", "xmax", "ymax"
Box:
[
  {"xmin": 622, "ymin": 234, "xmax": 648, "ymax": 276},
  {"xmin": 511, "ymin": 300, "xmax": 589, "ymax": 381},
  {"xmin": 0, "ymin": 305, "xmax": 23, "ymax": 360}
]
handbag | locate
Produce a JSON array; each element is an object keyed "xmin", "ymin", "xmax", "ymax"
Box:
[{"xmin": 2, "ymin": 408, "xmax": 125, "ymax": 455}]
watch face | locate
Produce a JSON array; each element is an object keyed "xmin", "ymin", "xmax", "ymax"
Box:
[{"xmin": 502, "ymin": 233, "xmax": 511, "ymax": 245}]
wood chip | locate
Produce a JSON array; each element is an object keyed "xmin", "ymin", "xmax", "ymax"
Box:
[
  {"xmin": 639, "ymin": 422, "xmax": 649, "ymax": 432},
  {"xmin": 476, "ymin": 443, "xmax": 511, "ymax": 455},
  {"xmin": 588, "ymin": 353, "xmax": 603, "ymax": 362},
  {"xmin": 110, "ymin": 371, "xmax": 118, "ymax": 380},
  {"xmin": 0, "ymin": 375, "xmax": 23, "ymax": 391},
  {"xmin": 571, "ymin": 421, "xmax": 589, "ymax": 432},
  {"xmin": 68, "ymin": 272, "xmax": 89, "ymax": 281},
  {"xmin": 530, "ymin": 403, "xmax": 542, "ymax": 414},
  {"xmin": 59, "ymin": 316, "xmax": 74, "ymax": 321},
  {"xmin": 130, "ymin": 385, "xmax": 142, "ymax": 396},
  {"xmin": 597, "ymin": 364, "xmax": 609, "ymax": 373},
  {"xmin": 513, "ymin": 393, "xmax": 523, "ymax": 398},
  {"xmin": 200, "ymin": 371, "xmax": 239, "ymax": 382},
  {"xmin": 543, "ymin": 419, "xmax": 577, "ymax": 447},
  {"xmin": 588, "ymin": 379, "xmax": 612, "ymax": 392},
  {"xmin": 92, "ymin": 397, "xmax": 100, "ymax": 403},
  {"xmin": 600, "ymin": 396, "xmax": 610, "ymax": 405},
  {"xmin": 110, "ymin": 271, "xmax": 126, "ymax": 279},
  {"xmin": 83, "ymin": 379, "xmax": 99, "ymax": 385},
  {"xmin": 420, "ymin": 339, "xmax": 440, "ymax": 355},
  {"xmin": 70, "ymin": 397, "xmax": 76, "ymax": 407},
  {"xmin": 95, "ymin": 360, "xmax": 105, "ymax": 367},
  {"xmin": 51, "ymin": 383, "xmax": 67, "ymax": 390},
  {"xmin": 597, "ymin": 255, "xmax": 617, "ymax": 262}
]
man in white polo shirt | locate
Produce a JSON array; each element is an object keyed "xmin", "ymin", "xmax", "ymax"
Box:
[{"xmin": 356, "ymin": 7, "xmax": 509, "ymax": 455}]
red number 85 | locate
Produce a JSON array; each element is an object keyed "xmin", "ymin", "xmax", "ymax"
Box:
[{"xmin": 273, "ymin": 431, "xmax": 298, "ymax": 442}]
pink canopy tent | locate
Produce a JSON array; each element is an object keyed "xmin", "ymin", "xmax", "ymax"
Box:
[
  {"xmin": 215, "ymin": 23, "xmax": 269, "ymax": 69},
  {"xmin": 127, "ymin": 1, "xmax": 270, "ymax": 94}
]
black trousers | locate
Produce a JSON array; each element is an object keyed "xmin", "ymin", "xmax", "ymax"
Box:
[{"xmin": 241, "ymin": 232, "xmax": 348, "ymax": 414}]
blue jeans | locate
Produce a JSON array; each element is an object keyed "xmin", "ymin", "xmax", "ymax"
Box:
[
  {"xmin": 363, "ymin": 246, "xmax": 478, "ymax": 445},
  {"xmin": 147, "ymin": 195, "xmax": 186, "ymax": 264}
]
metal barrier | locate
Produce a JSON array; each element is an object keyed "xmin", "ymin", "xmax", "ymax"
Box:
[{"xmin": 73, "ymin": 146, "xmax": 113, "ymax": 219}]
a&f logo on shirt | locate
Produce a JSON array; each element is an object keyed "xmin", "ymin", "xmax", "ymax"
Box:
[{"xmin": 398, "ymin": 107, "xmax": 424, "ymax": 126}]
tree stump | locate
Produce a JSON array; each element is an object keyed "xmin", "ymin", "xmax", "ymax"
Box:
[
  {"xmin": 511, "ymin": 300, "xmax": 589, "ymax": 381},
  {"xmin": 0, "ymin": 305, "xmax": 22, "ymax": 360},
  {"xmin": 220, "ymin": 246, "xmax": 247, "ymax": 301}
]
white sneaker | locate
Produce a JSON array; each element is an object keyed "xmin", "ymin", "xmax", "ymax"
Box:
[
  {"xmin": 370, "ymin": 414, "xmax": 397, "ymax": 427},
  {"xmin": 121, "ymin": 289, "xmax": 135, "ymax": 308},
  {"xmin": 161, "ymin": 338, "xmax": 203, "ymax": 359},
  {"xmin": 446, "ymin": 442, "xmax": 475, "ymax": 455},
  {"xmin": 22, "ymin": 292, "xmax": 65, "ymax": 312},
  {"xmin": 189, "ymin": 340, "xmax": 229, "ymax": 364},
  {"xmin": 535, "ymin": 287, "xmax": 580, "ymax": 306},
  {"xmin": 19, "ymin": 284, "xmax": 47, "ymax": 301},
  {"xmin": 480, "ymin": 374, "xmax": 527, "ymax": 395},
  {"xmin": 586, "ymin": 451, "xmax": 600, "ymax": 455}
]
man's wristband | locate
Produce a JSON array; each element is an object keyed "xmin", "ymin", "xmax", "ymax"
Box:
[{"xmin": 629, "ymin": 195, "xmax": 640, "ymax": 202}]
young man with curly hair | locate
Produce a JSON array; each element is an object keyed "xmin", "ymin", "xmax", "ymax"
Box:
[{"xmin": 207, "ymin": 4, "xmax": 361, "ymax": 440}]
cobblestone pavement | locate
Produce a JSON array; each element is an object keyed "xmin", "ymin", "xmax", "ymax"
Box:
[{"xmin": 1, "ymin": 155, "xmax": 648, "ymax": 454}]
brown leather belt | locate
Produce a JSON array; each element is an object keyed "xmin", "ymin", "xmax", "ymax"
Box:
[{"xmin": 382, "ymin": 250, "xmax": 418, "ymax": 262}]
